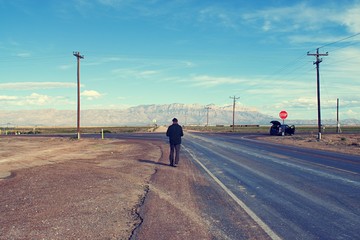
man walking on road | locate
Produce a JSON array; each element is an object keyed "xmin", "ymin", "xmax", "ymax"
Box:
[{"xmin": 166, "ymin": 118, "xmax": 183, "ymax": 167}]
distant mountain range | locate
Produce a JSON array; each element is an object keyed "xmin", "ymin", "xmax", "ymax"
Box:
[{"xmin": 1, "ymin": 103, "xmax": 359, "ymax": 127}]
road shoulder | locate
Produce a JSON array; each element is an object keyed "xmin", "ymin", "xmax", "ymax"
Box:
[
  {"xmin": 132, "ymin": 143, "xmax": 211, "ymax": 239},
  {"xmin": 133, "ymin": 142, "xmax": 271, "ymax": 240}
]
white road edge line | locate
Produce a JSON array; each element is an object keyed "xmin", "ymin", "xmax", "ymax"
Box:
[{"xmin": 183, "ymin": 146, "xmax": 282, "ymax": 240}]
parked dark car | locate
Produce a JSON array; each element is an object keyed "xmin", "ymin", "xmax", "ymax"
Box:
[{"xmin": 270, "ymin": 121, "xmax": 295, "ymax": 136}]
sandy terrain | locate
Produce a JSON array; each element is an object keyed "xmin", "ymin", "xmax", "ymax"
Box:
[
  {"xmin": 0, "ymin": 137, "xmax": 161, "ymax": 239},
  {"xmin": 256, "ymin": 133, "xmax": 360, "ymax": 155},
  {"xmin": 0, "ymin": 135, "xmax": 270, "ymax": 240},
  {"xmin": 1, "ymin": 133, "xmax": 357, "ymax": 239}
]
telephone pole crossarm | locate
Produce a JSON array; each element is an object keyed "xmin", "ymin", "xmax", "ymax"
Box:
[{"xmin": 307, "ymin": 49, "xmax": 328, "ymax": 64}]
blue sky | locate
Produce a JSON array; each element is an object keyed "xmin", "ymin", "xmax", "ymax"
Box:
[{"xmin": 1, "ymin": 0, "xmax": 360, "ymax": 120}]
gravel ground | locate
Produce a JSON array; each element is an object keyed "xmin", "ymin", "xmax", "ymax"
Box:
[
  {"xmin": 2, "ymin": 133, "xmax": 354, "ymax": 239},
  {"xmin": 0, "ymin": 137, "xmax": 160, "ymax": 239},
  {"xmin": 256, "ymin": 133, "xmax": 360, "ymax": 155}
]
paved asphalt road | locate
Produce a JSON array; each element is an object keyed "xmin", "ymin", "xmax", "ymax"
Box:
[
  {"xmin": 181, "ymin": 132, "xmax": 360, "ymax": 240},
  {"xmin": 82, "ymin": 132, "xmax": 359, "ymax": 239}
]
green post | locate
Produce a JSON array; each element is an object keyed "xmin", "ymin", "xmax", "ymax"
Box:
[{"xmin": 101, "ymin": 129, "xmax": 104, "ymax": 139}]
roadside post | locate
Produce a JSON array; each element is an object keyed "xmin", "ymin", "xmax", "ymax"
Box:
[
  {"xmin": 101, "ymin": 129, "xmax": 104, "ymax": 139},
  {"xmin": 279, "ymin": 110, "xmax": 288, "ymax": 136}
]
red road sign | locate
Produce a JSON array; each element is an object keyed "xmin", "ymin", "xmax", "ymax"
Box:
[{"xmin": 279, "ymin": 110, "xmax": 288, "ymax": 120}]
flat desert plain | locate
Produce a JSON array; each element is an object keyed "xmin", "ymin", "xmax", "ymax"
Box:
[
  {"xmin": 1, "ymin": 133, "xmax": 358, "ymax": 239},
  {"xmin": 0, "ymin": 137, "xmax": 161, "ymax": 239}
]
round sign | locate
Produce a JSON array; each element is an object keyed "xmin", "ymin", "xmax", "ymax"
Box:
[{"xmin": 279, "ymin": 110, "xmax": 288, "ymax": 120}]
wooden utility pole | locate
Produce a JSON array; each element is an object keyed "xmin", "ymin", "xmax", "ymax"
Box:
[
  {"xmin": 307, "ymin": 48, "xmax": 328, "ymax": 140},
  {"xmin": 229, "ymin": 96, "xmax": 240, "ymax": 132},
  {"xmin": 336, "ymin": 98, "xmax": 342, "ymax": 133},
  {"xmin": 205, "ymin": 106, "xmax": 211, "ymax": 126},
  {"xmin": 73, "ymin": 51, "xmax": 84, "ymax": 140}
]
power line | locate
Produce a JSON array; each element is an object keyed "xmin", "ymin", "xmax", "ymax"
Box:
[
  {"xmin": 326, "ymin": 40, "xmax": 360, "ymax": 54},
  {"xmin": 276, "ymin": 38, "xmax": 358, "ymax": 80},
  {"xmin": 265, "ymin": 53, "xmax": 309, "ymax": 80},
  {"xmin": 242, "ymin": 33, "xmax": 360, "ymax": 113},
  {"xmin": 253, "ymin": 34, "xmax": 360, "ymax": 99},
  {"xmin": 318, "ymin": 32, "xmax": 360, "ymax": 50}
]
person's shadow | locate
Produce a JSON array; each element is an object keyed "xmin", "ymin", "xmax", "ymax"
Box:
[{"xmin": 138, "ymin": 159, "xmax": 169, "ymax": 166}]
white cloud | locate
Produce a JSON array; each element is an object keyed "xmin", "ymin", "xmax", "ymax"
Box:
[
  {"xmin": 16, "ymin": 52, "xmax": 31, "ymax": 58},
  {"xmin": 262, "ymin": 20, "xmax": 272, "ymax": 32},
  {"xmin": 97, "ymin": 0, "xmax": 122, "ymax": 7},
  {"xmin": 86, "ymin": 56, "xmax": 124, "ymax": 66},
  {"xmin": 337, "ymin": 6, "xmax": 360, "ymax": 33},
  {"xmin": 0, "ymin": 93, "xmax": 51, "ymax": 106},
  {"xmin": 139, "ymin": 70, "xmax": 158, "ymax": 76},
  {"xmin": 242, "ymin": 2, "xmax": 360, "ymax": 36},
  {"xmin": 74, "ymin": 0, "xmax": 94, "ymax": 13},
  {"xmin": 0, "ymin": 93, "xmax": 75, "ymax": 109},
  {"xmin": 277, "ymin": 97, "xmax": 317, "ymax": 110},
  {"xmin": 111, "ymin": 68, "xmax": 160, "ymax": 79},
  {"xmin": 183, "ymin": 61, "xmax": 195, "ymax": 67},
  {"xmin": 243, "ymin": 3, "xmax": 331, "ymax": 33},
  {"xmin": 0, "ymin": 95, "xmax": 18, "ymax": 100},
  {"xmin": 0, "ymin": 82, "xmax": 77, "ymax": 90},
  {"xmin": 288, "ymin": 35, "xmax": 342, "ymax": 45},
  {"xmin": 190, "ymin": 75, "xmax": 249, "ymax": 87},
  {"xmin": 25, "ymin": 93, "xmax": 50, "ymax": 105},
  {"xmin": 82, "ymin": 90, "xmax": 102, "ymax": 100},
  {"xmin": 326, "ymin": 48, "xmax": 360, "ymax": 73},
  {"xmin": 345, "ymin": 109, "xmax": 358, "ymax": 118},
  {"xmin": 198, "ymin": 6, "xmax": 237, "ymax": 30},
  {"xmin": 262, "ymin": 96, "xmax": 359, "ymax": 119},
  {"xmin": 58, "ymin": 64, "xmax": 72, "ymax": 70}
]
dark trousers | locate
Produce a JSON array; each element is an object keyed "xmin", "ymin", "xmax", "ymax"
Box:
[{"xmin": 169, "ymin": 144, "xmax": 181, "ymax": 165}]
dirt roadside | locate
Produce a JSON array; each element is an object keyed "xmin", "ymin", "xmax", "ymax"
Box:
[
  {"xmin": 131, "ymin": 143, "xmax": 213, "ymax": 240},
  {"xmin": 256, "ymin": 133, "xmax": 360, "ymax": 155},
  {"xmin": 3, "ymin": 133, "xmax": 355, "ymax": 239},
  {"xmin": 0, "ymin": 137, "xmax": 160, "ymax": 239},
  {"xmin": 132, "ymin": 143, "xmax": 270, "ymax": 240},
  {"xmin": 0, "ymin": 136, "xmax": 270, "ymax": 240}
]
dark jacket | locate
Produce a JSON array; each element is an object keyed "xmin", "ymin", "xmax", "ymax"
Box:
[{"xmin": 166, "ymin": 123, "xmax": 183, "ymax": 145}]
